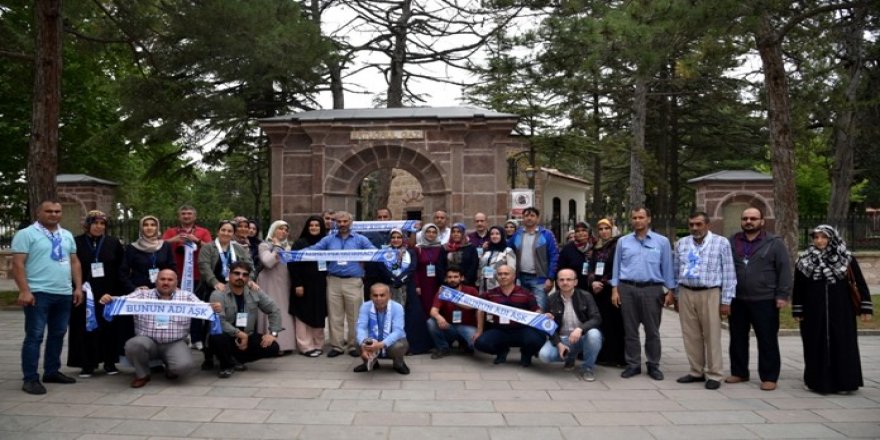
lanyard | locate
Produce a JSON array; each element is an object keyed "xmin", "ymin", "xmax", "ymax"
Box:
[
  {"xmin": 34, "ymin": 222, "xmax": 63, "ymax": 261},
  {"xmin": 90, "ymin": 235, "xmax": 106, "ymax": 263}
]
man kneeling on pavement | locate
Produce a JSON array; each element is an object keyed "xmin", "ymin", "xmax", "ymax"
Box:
[
  {"xmin": 538, "ymin": 268, "xmax": 603, "ymax": 381},
  {"xmin": 208, "ymin": 261, "xmax": 283, "ymax": 378},
  {"xmin": 99, "ymin": 269, "xmax": 200, "ymax": 388},
  {"xmin": 354, "ymin": 283, "xmax": 410, "ymax": 374},
  {"xmin": 427, "ymin": 266, "xmax": 478, "ymax": 358}
]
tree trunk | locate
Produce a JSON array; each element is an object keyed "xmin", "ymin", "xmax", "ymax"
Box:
[
  {"xmin": 27, "ymin": 0, "xmax": 63, "ymax": 218},
  {"xmin": 591, "ymin": 87, "xmax": 602, "ymax": 219},
  {"xmin": 826, "ymin": 6, "xmax": 865, "ymax": 226},
  {"xmin": 756, "ymin": 15, "xmax": 798, "ymax": 262},
  {"xmin": 386, "ymin": 0, "xmax": 411, "ymax": 108},
  {"xmin": 628, "ymin": 76, "xmax": 647, "ymax": 211}
]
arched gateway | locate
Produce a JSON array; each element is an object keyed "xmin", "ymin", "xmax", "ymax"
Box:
[{"xmin": 260, "ymin": 107, "xmax": 522, "ymax": 230}]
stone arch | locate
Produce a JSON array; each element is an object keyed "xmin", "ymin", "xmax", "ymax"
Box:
[
  {"xmin": 323, "ymin": 145, "xmax": 449, "ymax": 215},
  {"xmin": 712, "ymin": 191, "xmax": 774, "ymax": 220}
]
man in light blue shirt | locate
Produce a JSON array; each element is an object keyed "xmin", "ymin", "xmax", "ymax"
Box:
[
  {"xmin": 673, "ymin": 212, "xmax": 736, "ymax": 390},
  {"xmin": 309, "ymin": 211, "xmax": 376, "ymax": 357},
  {"xmin": 12, "ymin": 200, "xmax": 83, "ymax": 395},
  {"xmin": 354, "ymin": 283, "xmax": 409, "ymax": 374},
  {"xmin": 611, "ymin": 207, "xmax": 675, "ymax": 380}
]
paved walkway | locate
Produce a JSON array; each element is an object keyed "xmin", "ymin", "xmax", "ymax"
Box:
[{"xmin": 0, "ymin": 309, "xmax": 877, "ymax": 440}]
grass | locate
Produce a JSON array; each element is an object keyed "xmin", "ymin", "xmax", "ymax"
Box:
[{"xmin": 1, "ymin": 291, "xmax": 19, "ymax": 308}]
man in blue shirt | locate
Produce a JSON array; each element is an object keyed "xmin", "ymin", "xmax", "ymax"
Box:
[
  {"xmin": 611, "ymin": 207, "xmax": 676, "ymax": 380},
  {"xmin": 12, "ymin": 200, "xmax": 83, "ymax": 395},
  {"xmin": 354, "ymin": 283, "xmax": 409, "ymax": 374},
  {"xmin": 309, "ymin": 211, "xmax": 376, "ymax": 357}
]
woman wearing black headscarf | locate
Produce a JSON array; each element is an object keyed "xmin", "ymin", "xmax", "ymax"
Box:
[
  {"xmin": 793, "ymin": 224, "xmax": 873, "ymax": 394},
  {"xmin": 288, "ymin": 216, "xmax": 328, "ymax": 356}
]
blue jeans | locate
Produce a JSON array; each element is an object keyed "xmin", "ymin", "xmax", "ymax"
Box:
[
  {"xmin": 22, "ymin": 292, "xmax": 72, "ymax": 382},
  {"xmin": 518, "ymin": 273, "xmax": 548, "ymax": 311},
  {"xmin": 539, "ymin": 329, "xmax": 603, "ymax": 372},
  {"xmin": 426, "ymin": 318, "xmax": 477, "ymax": 350}
]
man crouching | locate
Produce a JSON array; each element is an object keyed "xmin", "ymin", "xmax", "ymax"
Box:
[{"xmin": 354, "ymin": 283, "xmax": 410, "ymax": 375}]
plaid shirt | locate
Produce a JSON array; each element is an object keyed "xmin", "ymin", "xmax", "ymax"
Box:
[
  {"xmin": 126, "ymin": 288, "xmax": 203, "ymax": 343},
  {"xmin": 673, "ymin": 232, "xmax": 737, "ymax": 305}
]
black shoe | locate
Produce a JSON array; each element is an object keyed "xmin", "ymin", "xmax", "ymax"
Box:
[
  {"xmin": 393, "ymin": 362, "xmax": 410, "ymax": 375},
  {"xmin": 519, "ymin": 354, "xmax": 533, "ymax": 368},
  {"xmin": 676, "ymin": 374, "xmax": 706, "ymax": 384},
  {"xmin": 201, "ymin": 360, "xmax": 215, "ymax": 371},
  {"xmin": 493, "ymin": 353, "xmax": 508, "ymax": 365},
  {"xmin": 353, "ymin": 360, "xmax": 379, "ymax": 372},
  {"xmin": 165, "ymin": 371, "xmax": 179, "ymax": 380},
  {"xmin": 218, "ymin": 368, "xmax": 234, "ymax": 379},
  {"xmin": 647, "ymin": 366, "xmax": 664, "ymax": 381},
  {"xmin": 563, "ymin": 358, "xmax": 575, "ymax": 371},
  {"xmin": 348, "ymin": 349, "xmax": 360, "ymax": 357},
  {"xmin": 620, "ymin": 366, "xmax": 641, "ymax": 378},
  {"xmin": 233, "ymin": 361, "xmax": 248, "ymax": 372},
  {"xmin": 705, "ymin": 379, "xmax": 721, "ymax": 390},
  {"xmin": 78, "ymin": 368, "xmax": 94, "ymax": 378},
  {"xmin": 431, "ymin": 349, "xmax": 451, "ymax": 359},
  {"xmin": 22, "ymin": 380, "xmax": 46, "ymax": 395},
  {"xmin": 104, "ymin": 364, "xmax": 119, "ymax": 375},
  {"xmin": 327, "ymin": 349, "xmax": 344, "ymax": 358},
  {"xmin": 43, "ymin": 372, "xmax": 76, "ymax": 384}
]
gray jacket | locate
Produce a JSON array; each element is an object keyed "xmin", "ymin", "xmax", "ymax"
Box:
[
  {"xmin": 728, "ymin": 232, "xmax": 792, "ymax": 302},
  {"xmin": 210, "ymin": 286, "xmax": 282, "ymax": 337}
]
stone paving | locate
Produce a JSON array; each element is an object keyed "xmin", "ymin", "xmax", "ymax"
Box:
[{"xmin": 0, "ymin": 308, "xmax": 877, "ymax": 440}]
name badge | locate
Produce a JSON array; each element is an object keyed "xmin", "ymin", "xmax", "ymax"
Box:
[
  {"xmin": 338, "ymin": 261, "xmax": 348, "ymax": 266},
  {"xmin": 318, "ymin": 260, "xmax": 327, "ymax": 271},
  {"xmin": 486, "ymin": 314, "xmax": 494, "ymax": 323},
  {"xmin": 91, "ymin": 262, "xmax": 105, "ymax": 278},
  {"xmin": 148, "ymin": 268, "xmax": 159, "ymax": 283},
  {"xmin": 476, "ymin": 247, "xmax": 484, "ymax": 257},
  {"xmin": 595, "ymin": 262, "xmax": 605, "ymax": 277},
  {"xmin": 499, "ymin": 315, "xmax": 510, "ymax": 325},
  {"xmin": 581, "ymin": 262, "xmax": 589, "ymax": 276},
  {"xmin": 743, "ymin": 259, "xmax": 749, "ymax": 266},
  {"xmin": 452, "ymin": 310, "xmax": 462, "ymax": 323},
  {"xmin": 482, "ymin": 266, "xmax": 495, "ymax": 279},
  {"xmin": 236, "ymin": 312, "xmax": 248, "ymax": 328},
  {"xmin": 426, "ymin": 264, "xmax": 436, "ymax": 278},
  {"xmin": 155, "ymin": 315, "xmax": 170, "ymax": 329}
]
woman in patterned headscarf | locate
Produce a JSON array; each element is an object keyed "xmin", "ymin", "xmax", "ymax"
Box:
[{"xmin": 793, "ymin": 224, "xmax": 873, "ymax": 394}]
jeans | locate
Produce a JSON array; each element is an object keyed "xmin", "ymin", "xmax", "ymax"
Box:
[
  {"xmin": 22, "ymin": 292, "xmax": 72, "ymax": 382},
  {"xmin": 426, "ymin": 318, "xmax": 477, "ymax": 350},
  {"xmin": 538, "ymin": 329, "xmax": 603, "ymax": 372},
  {"xmin": 518, "ymin": 273, "xmax": 548, "ymax": 311}
]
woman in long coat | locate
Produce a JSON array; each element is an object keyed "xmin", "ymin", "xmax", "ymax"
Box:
[
  {"xmin": 589, "ymin": 218, "xmax": 625, "ymax": 367},
  {"xmin": 68, "ymin": 210, "xmax": 125, "ymax": 376},
  {"xmin": 414, "ymin": 223, "xmax": 447, "ymax": 318},
  {"xmin": 257, "ymin": 220, "xmax": 295, "ymax": 354},
  {"xmin": 288, "ymin": 216, "xmax": 328, "ymax": 356},
  {"xmin": 793, "ymin": 224, "xmax": 873, "ymax": 394}
]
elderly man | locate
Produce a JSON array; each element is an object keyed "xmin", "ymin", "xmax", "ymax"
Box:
[
  {"xmin": 100, "ymin": 269, "xmax": 202, "ymax": 388},
  {"xmin": 208, "ymin": 262, "xmax": 282, "ymax": 378},
  {"xmin": 474, "ymin": 265, "xmax": 546, "ymax": 367},
  {"xmin": 611, "ymin": 207, "xmax": 676, "ymax": 380},
  {"xmin": 12, "ymin": 200, "xmax": 83, "ymax": 395},
  {"xmin": 539, "ymin": 268, "xmax": 603, "ymax": 381},
  {"xmin": 354, "ymin": 283, "xmax": 410, "ymax": 374},
  {"xmin": 673, "ymin": 212, "xmax": 736, "ymax": 390},
  {"xmin": 309, "ymin": 210, "xmax": 376, "ymax": 357}
]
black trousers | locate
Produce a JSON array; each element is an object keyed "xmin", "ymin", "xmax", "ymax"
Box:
[
  {"xmin": 208, "ymin": 333, "xmax": 279, "ymax": 369},
  {"xmin": 728, "ymin": 298, "xmax": 781, "ymax": 382}
]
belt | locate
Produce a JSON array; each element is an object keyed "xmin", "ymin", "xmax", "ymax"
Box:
[
  {"xmin": 620, "ymin": 280, "xmax": 663, "ymax": 288},
  {"xmin": 680, "ymin": 285, "xmax": 720, "ymax": 291},
  {"xmin": 330, "ymin": 275, "xmax": 358, "ymax": 279}
]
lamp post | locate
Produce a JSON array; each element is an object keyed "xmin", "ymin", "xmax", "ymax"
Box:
[{"xmin": 508, "ymin": 151, "xmax": 536, "ymax": 190}]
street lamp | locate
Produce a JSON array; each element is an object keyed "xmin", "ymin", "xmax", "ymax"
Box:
[{"xmin": 508, "ymin": 151, "xmax": 536, "ymax": 190}]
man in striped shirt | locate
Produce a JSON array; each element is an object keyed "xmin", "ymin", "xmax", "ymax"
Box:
[{"xmin": 673, "ymin": 212, "xmax": 737, "ymax": 390}]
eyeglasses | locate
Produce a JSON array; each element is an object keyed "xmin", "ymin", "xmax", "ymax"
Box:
[
  {"xmin": 741, "ymin": 217, "xmax": 761, "ymax": 221},
  {"xmin": 230, "ymin": 271, "xmax": 250, "ymax": 277}
]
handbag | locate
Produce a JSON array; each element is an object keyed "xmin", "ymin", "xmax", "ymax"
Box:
[{"xmin": 845, "ymin": 268, "xmax": 861, "ymax": 314}]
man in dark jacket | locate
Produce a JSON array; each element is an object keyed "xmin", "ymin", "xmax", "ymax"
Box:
[
  {"xmin": 726, "ymin": 207, "xmax": 792, "ymax": 391},
  {"xmin": 538, "ymin": 268, "xmax": 603, "ymax": 381}
]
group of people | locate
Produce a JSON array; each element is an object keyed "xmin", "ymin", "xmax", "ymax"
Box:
[{"xmin": 11, "ymin": 200, "xmax": 872, "ymax": 397}]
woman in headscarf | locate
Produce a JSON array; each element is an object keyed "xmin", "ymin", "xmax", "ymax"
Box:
[
  {"xmin": 589, "ymin": 218, "xmax": 625, "ymax": 367},
  {"xmin": 504, "ymin": 220, "xmax": 519, "ymax": 241},
  {"xmin": 372, "ymin": 228, "xmax": 432, "ymax": 354},
  {"xmin": 119, "ymin": 215, "xmax": 176, "ymax": 361},
  {"xmin": 288, "ymin": 216, "xmax": 328, "ymax": 356},
  {"xmin": 444, "ymin": 223, "xmax": 479, "ymax": 287},
  {"xmin": 557, "ymin": 221, "xmax": 596, "ymax": 291},
  {"xmin": 68, "ymin": 210, "xmax": 125, "ymax": 377},
  {"xmin": 793, "ymin": 225, "xmax": 873, "ymax": 394},
  {"xmin": 257, "ymin": 220, "xmax": 295, "ymax": 354},
  {"xmin": 414, "ymin": 223, "xmax": 447, "ymax": 318},
  {"xmin": 477, "ymin": 226, "xmax": 517, "ymax": 293}
]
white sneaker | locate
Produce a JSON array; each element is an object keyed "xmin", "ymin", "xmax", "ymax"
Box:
[{"xmin": 191, "ymin": 341, "xmax": 204, "ymax": 350}]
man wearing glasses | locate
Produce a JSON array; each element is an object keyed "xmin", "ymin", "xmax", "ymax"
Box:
[
  {"xmin": 208, "ymin": 262, "xmax": 283, "ymax": 378},
  {"xmin": 726, "ymin": 207, "xmax": 792, "ymax": 391}
]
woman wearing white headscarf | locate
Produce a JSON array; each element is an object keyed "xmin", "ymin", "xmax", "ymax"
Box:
[
  {"xmin": 414, "ymin": 223, "xmax": 447, "ymax": 319},
  {"xmin": 257, "ymin": 220, "xmax": 295, "ymax": 354},
  {"xmin": 793, "ymin": 224, "xmax": 873, "ymax": 394}
]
